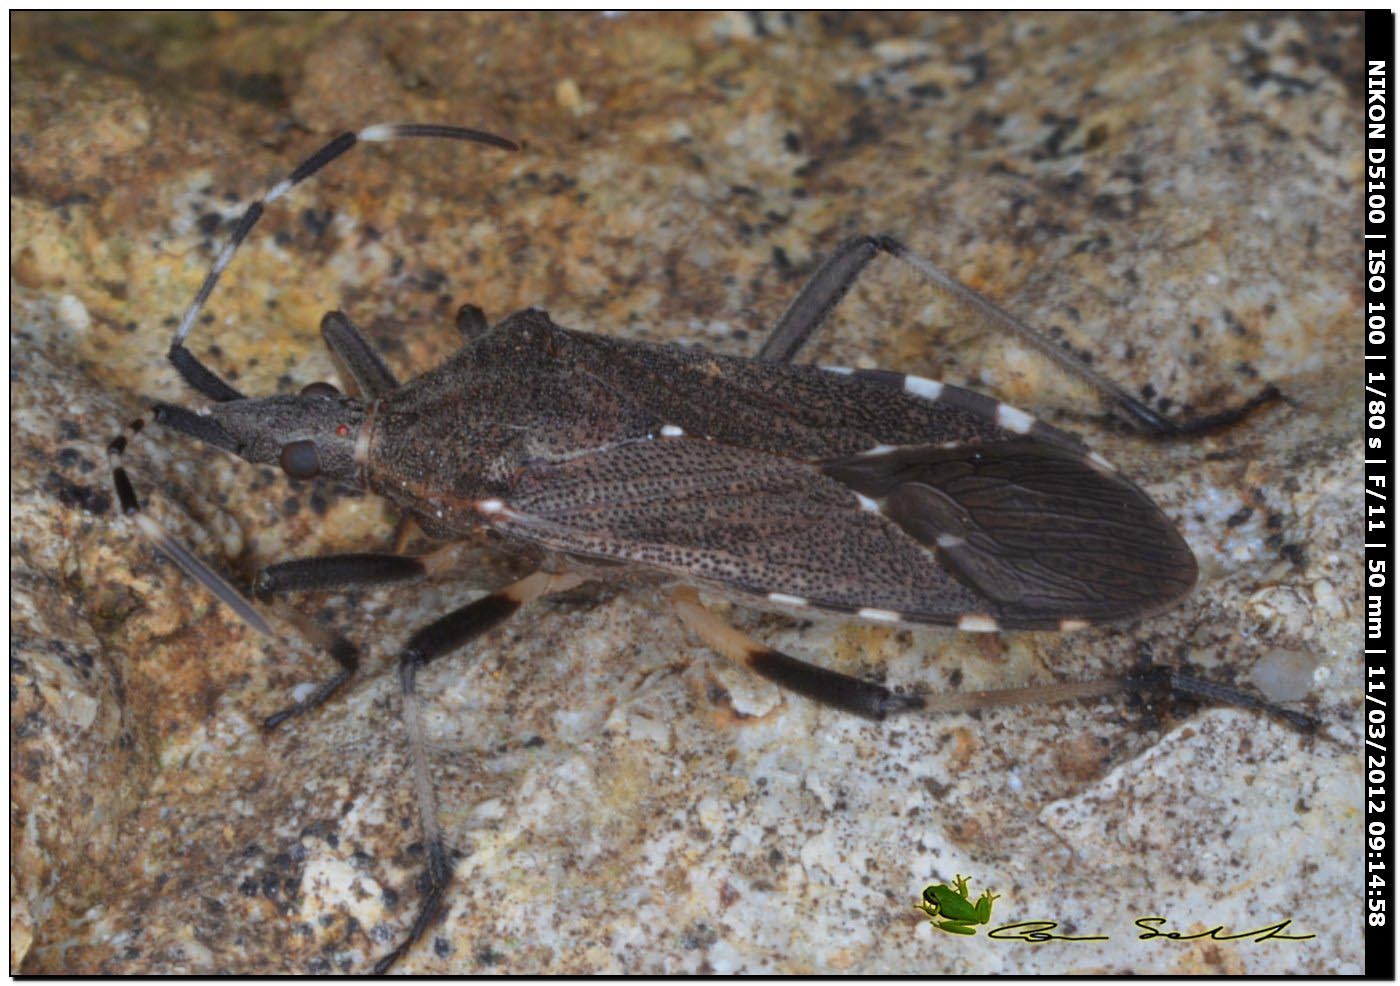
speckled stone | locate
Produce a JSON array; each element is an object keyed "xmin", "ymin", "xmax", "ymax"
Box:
[{"xmin": 11, "ymin": 11, "xmax": 1361, "ymax": 975}]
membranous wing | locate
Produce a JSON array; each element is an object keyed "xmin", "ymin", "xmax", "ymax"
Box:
[
  {"xmin": 822, "ymin": 441, "xmax": 1197, "ymax": 627},
  {"xmin": 494, "ymin": 434, "xmax": 1196, "ymax": 630}
]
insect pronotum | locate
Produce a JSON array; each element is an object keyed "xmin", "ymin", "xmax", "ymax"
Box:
[{"xmin": 106, "ymin": 123, "xmax": 1313, "ymax": 971}]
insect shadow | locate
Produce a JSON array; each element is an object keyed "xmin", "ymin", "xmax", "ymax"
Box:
[{"xmin": 107, "ymin": 123, "xmax": 1312, "ymax": 971}]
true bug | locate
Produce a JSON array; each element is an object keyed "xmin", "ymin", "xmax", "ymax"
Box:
[{"xmin": 106, "ymin": 123, "xmax": 1313, "ymax": 971}]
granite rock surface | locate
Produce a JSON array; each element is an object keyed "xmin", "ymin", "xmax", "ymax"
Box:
[{"xmin": 11, "ymin": 11, "xmax": 1361, "ymax": 974}]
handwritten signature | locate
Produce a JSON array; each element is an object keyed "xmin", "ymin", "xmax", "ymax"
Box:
[{"xmin": 983, "ymin": 918, "xmax": 1314, "ymax": 944}]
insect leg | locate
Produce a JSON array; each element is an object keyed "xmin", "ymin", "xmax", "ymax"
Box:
[
  {"xmin": 670, "ymin": 590, "xmax": 1314, "ymax": 731},
  {"xmin": 167, "ymin": 125, "xmax": 517, "ymax": 403},
  {"xmin": 320, "ymin": 311, "xmax": 399, "ymax": 398},
  {"xmin": 757, "ymin": 235, "xmax": 883, "ymax": 364},
  {"xmin": 252, "ymin": 548, "xmax": 475, "ymax": 728},
  {"xmin": 760, "ymin": 235, "xmax": 1280, "ymax": 435},
  {"xmin": 377, "ymin": 569, "xmax": 584, "ymax": 974},
  {"xmin": 670, "ymin": 587, "xmax": 923, "ymax": 719},
  {"xmin": 107, "ymin": 417, "xmax": 359, "ymax": 717},
  {"xmin": 253, "ymin": 549, "xmax": 463, "ymax": 598},
  {"xmin": 921, "ymin": 666, "xmax": 1316, "ymax": 732},
  {"xmin": 872, "ymin": 235, "xmax": 1281, "ymax": 436},
  {"xmin": 390, "ymin": 515, "xmax": 420, "ymax": 554},
  {"xmin": 1131, "ymin": 666, "xmax": 1318, "ymax": 732}
]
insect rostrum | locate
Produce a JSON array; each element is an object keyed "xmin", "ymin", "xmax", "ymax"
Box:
[{"xmin": 106, "ymin": 123, "xmax": 1311, "ymax": 971}]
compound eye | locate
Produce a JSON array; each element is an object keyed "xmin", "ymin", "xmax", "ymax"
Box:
[
  {"xmin": 300, "ymin": 381, "xmax": 340, "ymax": 398},
  {"xmin": 279, "ymin": 440, "xmax": 321, "ymax": 479}
]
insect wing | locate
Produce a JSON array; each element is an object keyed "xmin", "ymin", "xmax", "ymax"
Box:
[
  {"xmin": 821, "ymin": 441, "xmax": 1199, "ymax": 627},
  {"xmin": 495, "ymin": 436, "xmax": 989, "ymax": 623},
  {"xmin": 555, "ymin": 327, "xmax": 1020, "ymax": 458},
  {"xmin": 486, "ymin": 320, "xmax": 1197, "ymax": 628},
  {"xmin": 493, "ymin": 434, "xmax": 1194, "ymax": 629}
]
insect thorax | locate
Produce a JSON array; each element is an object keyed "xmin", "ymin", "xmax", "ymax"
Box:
[{"xmin": 362, "ymin": 310, "xmax": 657, "ymax": 534}]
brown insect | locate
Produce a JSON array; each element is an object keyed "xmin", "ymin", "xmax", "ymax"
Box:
[{"xmin": 107, "ymin": 123, "xmax": 1309, "ymax": 970}]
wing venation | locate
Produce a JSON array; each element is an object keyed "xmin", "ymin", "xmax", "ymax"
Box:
[
  {"xmin": 495, "ymin": 436, "xmax": 1195, "ymax": 629},
  {"xmin": 499, "ymin": 438, "xmax": 989, "ymax": 622},
  {"xmin": 821, "ymin": 441, "xmax": 1198, "ymax": 623}
]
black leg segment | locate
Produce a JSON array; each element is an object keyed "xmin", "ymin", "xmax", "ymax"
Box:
[
  {"xmin": 399, "ymin": 592, "xmax": 521, "ymax": 677},
  {"xmin": 1125, "ymin": 665, "xmax": 1318, "ymax": 733},
  {"xmin": 377, "ymin": 570, "xmax": 583, "ymax": 972},
  {"xmin": 253, "ymin": 552, "xmax": 428, "ymax": 599},
  {"xmin": 373, "ymin": 839, "xmax": 455, "ymax": 975},
  {"xmin": 671, "ymin": 586, "xmax": 922, "ymax": 720},
  {"xmin": 746, "ymin": 647, "xmax": 925, "ymax": 720},
  {"xmin": 761, "ymin": 233, "xmax": 1283, "ymax": 436},
  {"xmin": 757, "ymin": 236, "xmax": 883, "ymax": 364},
  {"xmin": 320, "ymin": 311, "xmax": 400, "ymax": 398}
]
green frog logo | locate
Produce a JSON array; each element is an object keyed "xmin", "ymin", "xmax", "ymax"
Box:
[{"xmin": 916, "ymin": 875, "xmax": 999, "ymax": 935}]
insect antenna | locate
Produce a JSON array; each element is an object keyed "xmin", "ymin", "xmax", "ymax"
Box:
[
  {"xmin": 104, "ymin": 123, "xmax": 518, "ymax": 726},
  {"xmin": 168, "ymin": 124, "xmax": 518, "ymax": 403}
]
